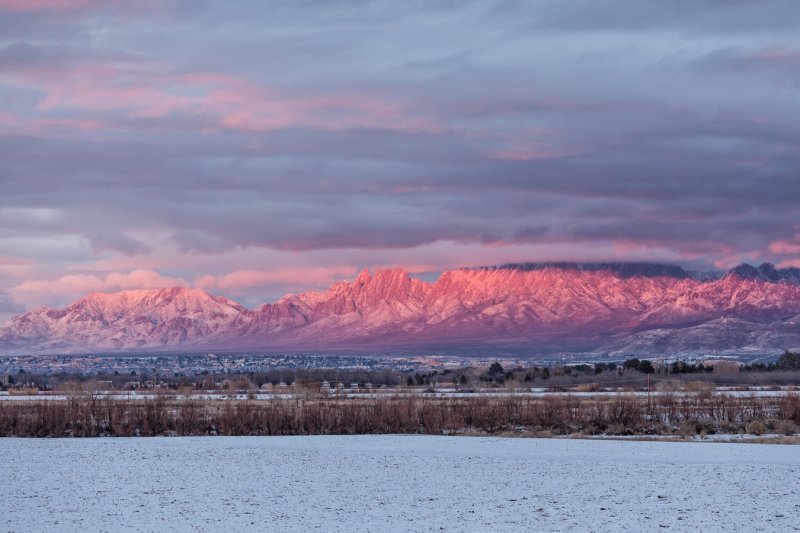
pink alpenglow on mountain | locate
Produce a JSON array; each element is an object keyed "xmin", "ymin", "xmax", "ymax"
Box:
[{"xmin": 2, "ymin": 263, "xmax": 800, "ymax": 356}]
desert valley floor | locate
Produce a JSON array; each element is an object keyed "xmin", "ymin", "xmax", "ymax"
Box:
[{"xmin": 2, "ymin": 435, "xmax": 798, "ymax": 532}]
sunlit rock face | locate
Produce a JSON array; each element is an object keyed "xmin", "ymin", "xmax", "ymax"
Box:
[{"xmin": 2, "ymin": 263, "xmax": 800, "ymax": 355}]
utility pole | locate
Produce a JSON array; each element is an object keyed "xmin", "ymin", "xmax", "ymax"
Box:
[{"xmin": 647, "ymin": 373, "xmax": 651, "ymax": 411}]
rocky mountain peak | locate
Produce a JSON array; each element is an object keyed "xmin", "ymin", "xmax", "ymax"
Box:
[
  {"xmin": 723, "ymin": 262, "xmax": 795, "ymax": 283},
  {"xmin": 354, "ymin": 268, "xmax": 372, "ymax": 287},
  {"xmin": 2, "ymin": 261, "xmax": 800, "ymax": 354}
]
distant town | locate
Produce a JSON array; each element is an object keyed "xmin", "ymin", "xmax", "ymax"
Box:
[
  {"xmin": 0, "ymin": 352, "xmax": 534, "ymax": 378},
  {"xmin": 0, "ymin": 350, "xmax": 778, "ymax": 382}
]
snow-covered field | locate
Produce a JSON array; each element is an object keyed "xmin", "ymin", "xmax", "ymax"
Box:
[
  {"xmin": 2, "ymin": 436, "xmax": 798, "ymax": 532},
  {"xmin": 1, "ymin": 387, "xmax": 797, "ymax": 401}
]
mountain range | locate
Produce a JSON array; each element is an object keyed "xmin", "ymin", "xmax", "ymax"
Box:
[{"xmin": 2, "ymin": 262, "xmax": 800, "ymax": 357}]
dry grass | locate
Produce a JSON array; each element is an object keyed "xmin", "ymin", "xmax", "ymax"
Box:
[
  {"xmin": 1, "ymin": 392, "xmax": 799, "ymax": 438},
  {"xmin": 7, "ymin": 388, "xmax": 39, "ymax": 396}
]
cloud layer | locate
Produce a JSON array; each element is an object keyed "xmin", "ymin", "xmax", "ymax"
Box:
[{"xmin": 1, "ymin": 0, "xmax": 799, "ymax": 317}]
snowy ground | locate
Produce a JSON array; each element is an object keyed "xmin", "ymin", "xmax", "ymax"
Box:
[
  {"xmin": 1, "ymin": 387, "xmax": 797, "ymax": 401},
  {"xmin": 2, "ymin": 436, "xmax": 798, "ymax": 532}
]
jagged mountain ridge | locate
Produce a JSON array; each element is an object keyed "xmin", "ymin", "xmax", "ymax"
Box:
[{"xmin": 2, "ymin": 262, "xmax": 800, "ymax": 355}]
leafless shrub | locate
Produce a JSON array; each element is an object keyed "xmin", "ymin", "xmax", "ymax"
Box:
[
  {"xmin": 745, "ymin": 420, "xmax": 767, "ymax": 436},
  {"xmin": 680, "ymin": 419, "xmax": 701, "ymax": 437},
  {"xmin": 607, "ymin": 396, "xmax": 643, "ymax": 428},
  {"xmin": 774, "ymin": 419, "xmax": 797, "ymax": 436},
  {"xmin": 779, "ymin": 393, "xmax": 800, "ymax": 424},
  {"xmin": 0, "ymin": 392, "xmax": 798, "ymax": 438}
]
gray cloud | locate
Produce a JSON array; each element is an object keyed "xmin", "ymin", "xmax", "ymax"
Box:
[
  {"xmin": 528, "ymin": 0, "xmax": 800, "ymax": 34},
  {"xmin": 0, "ymin": 0, "xmax": 798, "ymax": 306}
]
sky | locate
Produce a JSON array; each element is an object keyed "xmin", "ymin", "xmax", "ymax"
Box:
[{"xmin": 1, "ymin": 0, "xmax": 800, "ymax": 319}]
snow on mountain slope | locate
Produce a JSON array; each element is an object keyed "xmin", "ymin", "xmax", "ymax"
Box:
[
  {"xmin": 1, "ymin": 262, "xmax": 800, "ymax": 354},
  {"xmin": 0, "ymin": 288, "xmax": 250, "ymax": 351},
  {"xmin": 601, "ymin": 317, "xmax": 800, "ymax": 357}
]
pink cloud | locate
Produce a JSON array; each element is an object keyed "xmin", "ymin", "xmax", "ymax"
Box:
[
  {"xmin": 211, "ymin": 84, "xmax": 441, "ymax": 134},
  {"xmin": 10, "ymin": 269, "xmax": 189, "ymax": 307},
  {"xmin": 194, "ymin": 267, "xmax": 357, "ymax": 295},
  {"xmin": 749, "ymin": 46, "xmax": 800, "ymax": 65},
  {"xmin": 0, "ymin": 256, "xmax": 36, "ymax": 279},
  {"xmin": 369, "ymin": 263, "xmax": 440, "ymax": 275},
  {"xmin": 0, "ymin": 110, "xmax": 103, "ymax": 135},
  {"xmin": 768, "ymin": 236, "xmax": 800, "ymax": 255},
  {"xmin": 487, "ymin": 140, "xmax": 575, "ymax": 161},
  {"xmin": 711, "ymin": 253, "xmax": 764, "ymax": 270},
  {"xmin": 0, "ymin": 256, "xmax": 34, "ymax": 266},
  {"xmin": 0, "ymin": 0, "xmax": 96, "ymax": 11},
  {"xmin": 2, "ymin": 59, "xmax": 440, "ymax": 135}
]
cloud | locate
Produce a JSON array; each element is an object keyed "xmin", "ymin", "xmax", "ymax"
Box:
[
  {"xmin": 9, "ymin": 270, "xmax": 189, "ymax": 307},
  {"xmin": 0, "ymin": 255, "xmax": 35, "ymax": 279},
  {"xmin": 0, "ymin": 290, "xmax": 25, "ymax": 313},
  {"xmin": 1, "ymin": 0, "xmax": 799, "ymax": 311},
  {"xmin": 0, "ymin": 51, "xmax": 440, "ymax": 136},
  {"xmin": 87, "ymin": 233, "xmax": 151, "ymax": 256},
  {"xmin": 769, "ymin": 235, "xmax": 800, "ymax": 255},
  {"xmin": 693, "ymin": 46, "xmax": 800, "ymax": 85},
  {"xmin": 0, "ymin": 290, "xmax": 25, "ymax": 324},
  {"xmin": 0, "ymin": 255, "xmax": 34, "ymax": 265},
  {"xmin": 0, "ymin": 0, "xmax": 96, "ymax": 12},
  {"xmin": 530, "ymin": 0, "xmax": 800, "ymax": 34},
  {"xmin": 194, "ymin": 267, "xmax": 358, "ymax": 295},
  {"xmin": 487, "ymin": 141, "xmax": 576, "ymax": 161}
]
